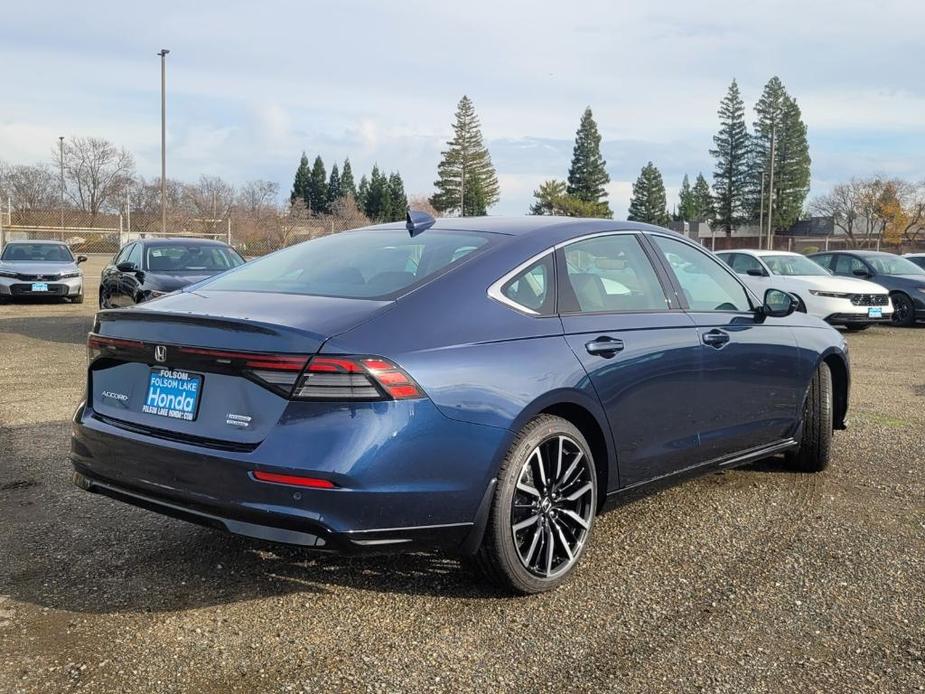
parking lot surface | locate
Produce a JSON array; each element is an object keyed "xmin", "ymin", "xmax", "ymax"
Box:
[{"xmin": 1, "ymin": 257, "xmax": 923, "ymax": 692}]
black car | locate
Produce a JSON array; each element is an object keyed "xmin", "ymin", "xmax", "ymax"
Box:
[
  {"xmin": 100, "ymin": 238, "xmax": 245, "ymax": 308},
  {"xmin": 808, "ymin": 250, "xmax": 925, "ymax": 326}
]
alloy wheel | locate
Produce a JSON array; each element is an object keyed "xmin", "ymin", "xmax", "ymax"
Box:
[{"xmin": 510, "ymin": 434, "xmax": 595, "ymax": 579}]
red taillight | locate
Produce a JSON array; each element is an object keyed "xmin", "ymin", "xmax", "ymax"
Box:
[
  {"xmin": 87, "ymin": 334, "xmax": 145, "ymax": 363},
  {"xmin": 292, "ymin": 356, "xmax": 424, "ymax": 401},
  {"xmin": 252, "ymin": 471, "xmax": 336, "ymax": 489}
]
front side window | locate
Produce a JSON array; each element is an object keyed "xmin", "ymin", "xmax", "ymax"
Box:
[
  {"xmin": 146, "ymin": 244, "xmax": 244, "ymax": 273},
  {"xmin": 834, "ymin": 255, "xmax": 868, "ymax": 276},
  {"xmin": 729, "ymin": 253, "xmax": 767, "ymax": 276},
  {"xmin": 1, "ymin": 243, "xmax": 73, "ymax": 262},
  {"xmin": 127, "ymin": 243, "xmax": 143, "ymax": 267},
  {"xmin": 498, "ymin": 254, "xmax": 555, "ymax": 314},
  {"xmin": 560, "ymin": 234, "xmax": 668, "ymax": 313},
  {"xmin": 203, "ymin": 229, "xmax": 492, "ymax": 299},
  {"xmin": 652, "ymin": 235, "xmax": 751, "ymax": 312}
]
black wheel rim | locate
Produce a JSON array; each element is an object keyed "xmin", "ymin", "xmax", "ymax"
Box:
[
  {"xmin": 510, "ymin": 434, "xmax": 595, "ymax": 579},
  {"xmin": 893, "ymin": 297, "xmax": 911, "ymax": 323}
]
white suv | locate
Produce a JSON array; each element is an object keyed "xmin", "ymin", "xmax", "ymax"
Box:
[{"xmin": 716, "ymin": 249, "xmax": 892, "ymax": 331}]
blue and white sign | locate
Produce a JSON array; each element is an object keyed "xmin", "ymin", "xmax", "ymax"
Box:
[{"xmin": 143, "ymin": 368, "xmax": 203, "ymax": 421}]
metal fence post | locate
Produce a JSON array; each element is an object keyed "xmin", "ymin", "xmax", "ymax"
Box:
[{"xmin": 227, "ymin": 218, "xmax": 231, "ymax": 246}]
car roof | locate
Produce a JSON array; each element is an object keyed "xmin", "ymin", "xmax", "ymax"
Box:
[
  {"xmin": 138, "ymin": 237, "xmax": 229, "ymax": 247},
  {"xmin": 4, "ymin": 239, "xmax": 69, "ymax": 245},
  {"xmin": 365, "ymin": 215, "xmax": 682, "ymax": 238},
  {"xmin": 811, "ymin": 249, "xmax": 892, "ymax": 257},
  {"xmin": 716, "ymin": 249, "xmax": 801, "ymax": 257}
]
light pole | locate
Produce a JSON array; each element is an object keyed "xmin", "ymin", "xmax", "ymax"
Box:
[
  {"xmin": 58, "ymin": 136, "xmax": 65, "ymax": 229},
  {"xmin": 158, "ymin": 49, "xmax": 170, "ymax": 235},
  {"xmin": 766, "ymin": 124, "xmax": 776, "ymax": 250},
  {"xmin": 758, "ymin": 171, "xmax": 766, "ymax": 249}
]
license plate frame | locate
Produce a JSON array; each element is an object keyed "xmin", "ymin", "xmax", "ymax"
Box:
[
  {"xmin": 868, "ymin": 307, "xmax": 883, "ymax": 319},
  {"xmin": 143, "ymin": 368, "xmax": 203, "ymax": 421},
  {"xmin": 31, "ymin": 282, "xmax": 49, "ymax": 292}
]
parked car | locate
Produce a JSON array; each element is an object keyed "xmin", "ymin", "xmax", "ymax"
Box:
[
  {"xmin": 903, "ymin": 253, "xmax": 925, "ymax": 270},
  {"xmin": 716, "ymin": 249, "xmax": 892, "ymax": 331},
  {"xmin": 808, "ymin": 250, "xmax": 925, "ymax": 326},
  {"xmin": 72, "ymin": 215, "xmax": 849, "ymax": 593},
  {"xmin": 99, "ymin": 237, "xmax": 245, "ymax": 308},
  {"xmin": 0, "ymin": 240, "xmax": 87, "ymax": 303}
]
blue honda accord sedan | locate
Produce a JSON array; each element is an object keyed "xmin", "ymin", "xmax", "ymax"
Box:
[{"xmin": 71, "ymin": 214, "xmax": 849, "ymax": 593}]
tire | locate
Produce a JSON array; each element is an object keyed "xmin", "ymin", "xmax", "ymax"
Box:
[
  {"xmin": 844, "ymin": 323, "xmax": 870, "ymax": 332},
  {"xmin": 891, "ymin": 292, "xmax": 915, "ymax": 327},
  {"xmin": 471, "ymin": 414, "xmax": 597, "ymax": 594},
  {"xmin": 71, "ymin": 292, "xmax": 84, "ymax": 304},
  {"xmin": 99, "ymin": 289, "xmax": 111, "ymax": 309},
  {"xmin": 786, "ymin": 362, "xmax": 833, "ymax": 473}
]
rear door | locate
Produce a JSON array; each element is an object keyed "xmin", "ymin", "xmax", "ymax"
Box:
[
  {"xmin": 557, "ymin": 232, "xmax": 703, "ymax": 487},
  {"xmin": 646, "ymin": 234, "xmax": 803, "ymax": 461}
]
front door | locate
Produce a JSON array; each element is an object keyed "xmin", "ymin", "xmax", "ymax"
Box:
[
  {"xmin": 647, "ymin": 234, "xmax": 803, "ymax": 461},
  {"xmin": 557, "ymin": 233, "xmax": 703, "ymax": 488}
]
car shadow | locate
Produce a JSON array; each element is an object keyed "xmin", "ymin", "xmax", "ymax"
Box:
[{"xmin": 0, "ymin": 313, "xmax": 94, "ymax": 345}]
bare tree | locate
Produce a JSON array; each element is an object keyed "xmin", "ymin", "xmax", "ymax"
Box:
[
  {"xmin": 407, "ymin": 194, "xmax": 441, "ymax": 218},
  {"xmin": 0, "ymin": 163, "xmax": 59, "ymax": 211},
  {"xmin": 236, "ymin": 180, "xmax": 280, "ymax": 217},
  {"xmin": 318, "ymin": 194, "xmax": 370, "ymax": 233},
  {"xmin": 60, "ymin": 137, "xmax": 136, "ymax": 218}
]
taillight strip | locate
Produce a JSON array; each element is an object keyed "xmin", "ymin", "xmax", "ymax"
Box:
[{"xmin": 252, "ymin": 471, "xmax": 336, "ymax": 489}]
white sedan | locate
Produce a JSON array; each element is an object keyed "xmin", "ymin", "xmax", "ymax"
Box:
[{"xmin": 716, "ymin": 249, "xmax": 892, "ymax": 331}]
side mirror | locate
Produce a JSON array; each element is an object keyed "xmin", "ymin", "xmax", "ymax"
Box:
[
  {"xmin": 852, "ymin": 268, "xmax": 870, "ymax": 278},
  {"xmin": 760, "ymin": 288, "xmax": 797, "ymax": 319},
  {"xmin": 746, "ymin": 268, "xmax": 766, "ymax": 277},
  {"xmin": 76, "ymin": 255, "xmax": 88, "ymax": 264},
  {"xmin": 116, "ymin": 261, "xmax": 137, "ymax": 273}
]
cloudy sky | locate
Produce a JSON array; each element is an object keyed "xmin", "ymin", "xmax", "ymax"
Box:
[{"xmin": 2, "ymin": 0, "xmax": 923, "ymax": 217}]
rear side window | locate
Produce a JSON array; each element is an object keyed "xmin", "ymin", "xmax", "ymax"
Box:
[
  {"xmin": 203, "ymin": 230, "xmax": 492, "ymax": 299},
  {"xmin": 498, "ymin": 254, "xmax": 555, "ymax": 314},
  {"xmin": 560, "ymin": 234, "xmax": 668, "ymax": 313},
  {"xmin": 811, "ymin": 253, "xmax": 833, "ymax": 270},
  {"xmin": 146, "ymin": 245, "xmax": 244, "ymax": 272}
]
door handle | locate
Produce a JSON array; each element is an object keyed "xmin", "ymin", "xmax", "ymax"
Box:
[
  {"xmin": 702, "ymin": 329, "xmax": 730, "ymax": 348},
  {"xmin": 585, "ymin": 336, "xmax": 624, "ymax": 357}
]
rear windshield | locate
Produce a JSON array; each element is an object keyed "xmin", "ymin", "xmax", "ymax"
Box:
[
  {"xmin": 146, "ymin": 244, "xmax": 244, "ymax": 272},
  {"xmin": 201, "ymin": 229, "xmax": 492, "ymax": 299},
  {"xmin": 1, "ymin": 243, "xmax": 74, "ymax": 262}
]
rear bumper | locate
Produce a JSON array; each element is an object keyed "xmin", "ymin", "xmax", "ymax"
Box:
[{"xmin": 69, "ymin": 398, "xmax": 508, "ymax": 553}]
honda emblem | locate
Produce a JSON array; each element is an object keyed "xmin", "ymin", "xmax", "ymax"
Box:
[{"xmin": 154, "ymin": 345, "xmax": 167, "ymax": 363}]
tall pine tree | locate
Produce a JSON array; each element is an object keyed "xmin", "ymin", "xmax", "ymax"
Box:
[
  {"xmin": 307, "ymin": 156, "xmax": 328, "ymax": 214},
  {"xmin": 710, "ymin": 79, "xmax": 751, "ymax": 234},
  {"xmin": 678, "ymin": 174, "xmax": 696, "ymax": 221},
  {"xmin": 627, "ymin": 162, "xmax": 670, "ymax": 225},
  {"xmin": 364, "ymin": 166, "xmax": 388, "ymax": 221},
  {"xmin": 691, "ymin": 173, "xmax": 715, "ymax": 223},
  {"xmin": 566, "ymin": 107, "xmax": 612, "ymax": 218},
  {"xmin": 750, "ymin": 76, "xmax": 811, "ymax": 231},
  {"xmin": 340, "ymin": 159, "xmax": 357, "ymax": 200},
  {"xmin": 327, "ymin": 163, "xmax": 341, "ymax": 207},
  {"xmin": 388, "ymin": 172, "xmax": 408, "ymax": 222},
  {"xmin": 431, "ymin": 95, "xmax": 500, "ymax": 216},
  {"xmin": 290, "ymin": 152, "xmax": 311, "ymax": 205},
  {"xmin": 356, "ymin": 174, "xmax": 369, "ymax": 212}
]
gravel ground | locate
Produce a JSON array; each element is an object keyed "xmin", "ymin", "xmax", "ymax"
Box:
[{"xmin": 1, "ymin": 257, "xmax": 923, "ymax": 693}]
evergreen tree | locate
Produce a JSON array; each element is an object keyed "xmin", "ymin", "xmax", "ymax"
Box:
[
  {"xmin": 430, "ymin": 95, "xmax": 500, "ymax": 216},
  {"xmin": 710, "ymin": 79, "xmax": 751, "ymax": 234},
  {"xmin": 340, "ymin": 158, "xmax": 357, "ymax": 199},
  {"xmin": 364, "ymin": 165, "xmax": 388, "ymax": 221},
  {"xmin": 307, "ymin": 156, "xmax": 328, "ymax": 214},
  {"xmin": 750, "ymin": 76, "xmax": 811, "ymax": 231},
  {"xmin": 327, "ymin": 163, "xmax": 341, "ymax": 207},
  {"xmin": 529, "ymin": 179, "xmax": 602, "ymax": 217},
  {"xmin": 566, "ymin": 107, "xmax": 612, "ymax": 218},
  {"xmin": 691, "ymin": 173, "xmax": 715, "ymax": 222},
  {"xmin": 290, "ymin": 152, "xmax": 311, "ymax": 205},
  {"xmin": 627, "ymin": 162, "xmax": 670, "ymax": 226},
  {"xmin": 677, "ymin": 174, "xmax": 696, "ymax": 221},
  {"xmin": 356, "ymin": 174, "xmax": 369, "ymax": 212},
  {"xmin": 388, "ymin": 172, "xmax": 408, "ymax": 222}
]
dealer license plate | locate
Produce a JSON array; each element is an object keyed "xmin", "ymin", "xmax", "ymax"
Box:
[
  {"xmin": 868, "ymin": 307, "xmax": 883, "ymax": 319},
  {"xmin": 143, "ymin": 368, "xmax": 203, "ymax": 421}
]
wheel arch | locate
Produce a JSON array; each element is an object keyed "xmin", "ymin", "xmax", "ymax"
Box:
[
  {"xmin": 819, "ymin": 350, "xmax": 849, "ymax": 430},
  {"xmin": 508, "ymin": 389, "xmax": 617, "ymax": 508}
]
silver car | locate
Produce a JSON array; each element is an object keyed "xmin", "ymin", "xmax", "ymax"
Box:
[{"xmin": 0, "ymin": 240, "xmax": 87, "ymax": 303}]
